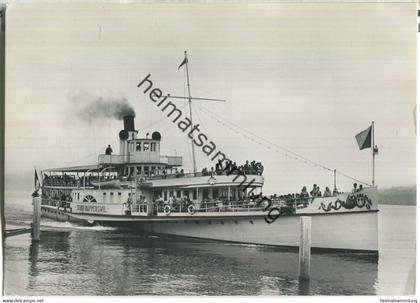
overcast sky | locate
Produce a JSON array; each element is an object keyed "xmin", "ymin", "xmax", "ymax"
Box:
[{"xmin": 5, "ymin": 3, "xmax": 416, "ymax": 194}]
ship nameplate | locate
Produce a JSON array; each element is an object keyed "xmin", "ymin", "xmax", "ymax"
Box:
[{"xmin": 76, "ymin": 204, "xmax": 107, "ymax": 213}]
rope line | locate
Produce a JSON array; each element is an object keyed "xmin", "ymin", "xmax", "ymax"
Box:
[{"xmin": 195, "ymin": 103, "xmax": 370, "ymax": 186}]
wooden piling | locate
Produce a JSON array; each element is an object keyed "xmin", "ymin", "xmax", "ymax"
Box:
[
  {"xmin": 298, "ymin": 216, "xmax": 311, "ymax": 281},
  {"xmin": 32, "ymin": 195, "xmax": 41, "ymax": 241}
]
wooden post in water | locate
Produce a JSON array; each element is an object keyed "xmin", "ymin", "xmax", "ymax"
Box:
[
  {"xmin": 32, "ymin": 193, "xmax": 41, "ymax": 242},
  {"xmin": 298, "ymin": 216, "xmax": 311, "ymax": 281}
]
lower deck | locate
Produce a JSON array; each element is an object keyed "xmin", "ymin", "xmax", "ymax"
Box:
[{"xmin": 40, "ymin": 205, "xmax": 379, "ymax": 253}]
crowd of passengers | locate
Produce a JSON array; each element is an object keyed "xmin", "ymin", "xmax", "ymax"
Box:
[
  {"xmin": 153, "ymin": 193, "xmax": 262, "ymax": 212},
  {"xmin": 150, "ymin": 160, "xmax": 264, "ymax": 179},
  {"xmin": 269, "ymin": 182, "xmax": 365, "ymax": 203},
  {"xmin": 43, "ymin": 174, "xmax": 78, "ymax": 187},
  {"xmin": 43, "ymin": 173, "xmax": 118, "ymax": 187},
  {"xmin": 201, "ymin": 160, "xmax": 264, "ymax": 176},
  {"xmin": 154, "ymin": 182, "xmax": 366, "ymax": 211}
]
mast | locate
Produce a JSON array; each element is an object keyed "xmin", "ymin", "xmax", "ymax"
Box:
[
  {"xmin": 184, "ymin": 51, "xmax": 197, "ymax": 173},
  {"xmin": 371, "ymin": 121, "xmax": 375, "ymax": 186},
  {"xmin": 169, "ymin": 51, "xmax": 226, "ymax": 174}
]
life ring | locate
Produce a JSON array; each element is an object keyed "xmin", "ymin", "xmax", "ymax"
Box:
[
  {"xmin": 187, "ymin": 204, "xmax": 195, "ymax": 215},
  {"xmin": 137, "ymin": 177, "xmax": 146, "ymax": 185},
  {"xmin": 164, "ymin": 205, "xmax": 171, "ymax": 216}
]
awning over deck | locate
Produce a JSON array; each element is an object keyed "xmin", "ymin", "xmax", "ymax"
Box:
[{"xmin": 42, "ymin": 164, "xmax": 100, "ymax": 173}]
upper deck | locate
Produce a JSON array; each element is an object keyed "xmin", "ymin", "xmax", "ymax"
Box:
[
  {"xmin": 142, "ymin": 171, "xmax": 264, "ymax": 189},
  {"xmin": 98, "ymin": 154, "xmax": 182, "ymax": 166}
]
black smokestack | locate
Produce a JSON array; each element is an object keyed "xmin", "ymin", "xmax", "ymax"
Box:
[
  {"xmin": 73, "ymin": 95, "xmax": 136, "ymax": 122},
  {"xmin": 123, "ymin": 115, "xmax": 135, "ymax": 131}
]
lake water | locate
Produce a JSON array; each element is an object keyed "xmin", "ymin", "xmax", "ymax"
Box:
[{"xmin": 3, "ymin": 191, "xmax": 416, "ymax": 296}]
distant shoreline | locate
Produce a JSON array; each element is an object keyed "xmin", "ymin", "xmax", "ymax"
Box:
[{"xmin": 378, "ymin": 185, "xmax": 416, "ymax": 206}]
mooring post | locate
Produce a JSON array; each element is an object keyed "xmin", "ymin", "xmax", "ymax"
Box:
[
  {"xmin": 298, "ymin": 216, "xmax": 311, "ymax": 281},
  {"xmin": 32, "ymin": 193, "xmax": 41, "ymax": 242}
]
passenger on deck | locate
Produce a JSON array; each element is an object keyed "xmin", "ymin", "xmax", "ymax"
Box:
[
  {"xmin": 300, "ymin": 186, "xmax": 309, "ymax": 198},
  {"xmin": 201, "ymin": 167, "xmax": 208, "ymax": 176},
  {"xmin": 257, "ymin": 163, "xmax": 264, "ymax": 175},
  {"xmin": 352, "ymin": 183, "xmax": 358, "ymax": 193},
  {"xmin": 244, "ymin": 161, "xmax": 251, "ymax": 174},
  {"xmin": 105, "ymin": 145, "xmax": 113, "ymax": 155},
  {"xmin": 316, "ymin": 186, "xmax": 322, "ymax": 197},
  {"xmin": 310, "ymin": 184, "xmax": 317, "ymax": 197},
  {"xmin": 358, "ymin": 184, "xmax": 363, "ymax": 192},
  {"xmin": 215, "ymin": 162, "xmax": 222, "ymax": 175},
  {"xmin": 323, "ymin": 187, "xmax": 332, "ymax": 197},
  {"xmin": 168, "ymin": 195, "xmax": 175, "ymax": 206}
]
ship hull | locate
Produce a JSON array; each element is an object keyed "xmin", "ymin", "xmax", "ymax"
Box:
[
  {"xmin": 41, "ymin": 206, "xmax": 378, "ymax": 253},
  {"xmin": 132, "ymin": 211, "xmax": 378, "ymax": 252}
]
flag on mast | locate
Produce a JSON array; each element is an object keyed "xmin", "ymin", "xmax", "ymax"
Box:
[
  {"xmin": 355, "ymin": 125, "xmax": 372, "ymax": 150},
  {"xmin": 178, "ymin": 53, "xmax": 188, "ymax": 70}
]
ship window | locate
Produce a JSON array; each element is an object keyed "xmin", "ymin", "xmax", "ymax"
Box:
[
  {"xmin": 103, "ymin": 192, "xmax": 106, "ymax": 203},
  {"xmin": 77, "ymin": 193, "xmax": 80, "ymax": 201},
  {"xmin": 83, "ymin": 195, "xmax": 97, "ymax": 203},
  {"xmin": 203, "ymin": 189, "xmax": 209, "ymax": 199},
  {"xmin": 143, "ymin": 142, "xmax": 149, "ymax": 151},
  {"xmin": 164, "ymin": 191, "xmax": 167, "ymax": 200},
  {"xmin": 150, "ymin": 142, "xmax": 156, "ymax": 152},
  {"xmin": 136, "ymin": 142, "xmax": 141, "ymax": 151},
  {"xmin": 176, "ymin": 190, "xmax": 181, "ymax": 198},
  {"xmin": 212, "ymin": 188, "xmax": 219, "ymax": 199},
  {"xmin": 118, "ymin": 192, "xmax": 121, "ymax": 196},
  {"xmin": 193, "ymin": 190, "xmax": 197, "ymax": 200}
]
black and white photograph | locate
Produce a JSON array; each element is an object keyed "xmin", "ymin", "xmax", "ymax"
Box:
[{"xmin": 1, "ymin": 2, "xmax": 417, "ymax": 301}]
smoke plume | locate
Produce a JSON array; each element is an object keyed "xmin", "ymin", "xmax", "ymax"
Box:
[{"xmin": 74, "ymin": 96, "xmax": 136, "ymax": 123}]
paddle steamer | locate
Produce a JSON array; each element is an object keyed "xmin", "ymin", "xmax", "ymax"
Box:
[
  {"xmin": 39, "ymin": 112, "xmax": 378, "ymax": 253},
  {"xmin": 39, "ymin": 53, "xmax": 379, "ymax": 253}
]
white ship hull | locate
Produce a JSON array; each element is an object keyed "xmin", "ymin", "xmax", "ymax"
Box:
[
  {"xmin": 41, "ymin": 206, "xmax": 378, "ymax": 253},
  {"xmin": 127, "ymin": 211, "xmax": 378, "ymax": 252}
]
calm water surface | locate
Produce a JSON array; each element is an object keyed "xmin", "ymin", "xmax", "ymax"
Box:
[{"xmin": 3, "ymin": 191, "xmax": 416, "ymax": 296}]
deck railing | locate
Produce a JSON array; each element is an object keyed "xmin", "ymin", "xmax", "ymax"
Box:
[
  {"xmin": 40, "ymin": 197, "xmax": 307, "ymax": 216},
  {"xmin": 154, "ymin": 199, "xmax": 299, "ymax": 214},
  {"xmin": 131, "ymin": 203, "xmax": 148, "ymax": 213},
  {"xmin": 147, "ymin": 170, "xmax": 261, "ymax": 181}
]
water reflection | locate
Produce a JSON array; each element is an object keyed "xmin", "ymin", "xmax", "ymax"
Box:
[
  {"xmin": 21, "ymin": 229, "xmax": 378, "ymax": 295},
  {"xmin": 298, "ymin": 280, "xmax": 311, "ymax": 295},
  {"xmin": 28, "ymin": 242, "xmax": 39, "ymax": 277}
]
